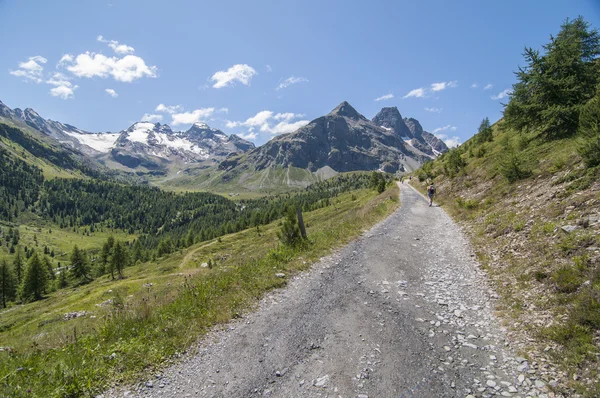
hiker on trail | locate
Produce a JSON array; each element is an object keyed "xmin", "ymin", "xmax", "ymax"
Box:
[
  {"xmin": 401, "ymin": 176, "xmax": 405, "ymax": 184},
  {"xmin": 427, "ymin": 182, "xmax": 436, "ymax": 207}
]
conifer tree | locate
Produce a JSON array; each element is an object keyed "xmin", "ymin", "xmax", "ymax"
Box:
[
  {"xmin": 58, "ymin": 269, "xmax": 68, "ymax": 289},
  {"xmin": 110, "ymin": 241, "xmax": 128, "ymax": 279},
  {"xmin": 69, "ymin": 245, "xmax": 91, "ymax": 284},
  {"xmin": 0, "ymin": 259, "xmax": 17, "ymax": 308},
  {"xmin": 20, "ymin": 251, "xmax": 47, "ymax": 302},
  {"xmin": 13, "ymin": 245, "xmax": 24, "ymax": 284},
  {"xmin": 505, "ymin": 17, "xmax": 600, "ymax": 137},
  {"xmin": 42, "ymin": 255, "xmax": 55, "ymax": 281}
]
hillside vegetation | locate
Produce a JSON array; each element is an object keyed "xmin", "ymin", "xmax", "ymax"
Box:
[
  {"xmin": 413, "ymin": 17, "xmax": 600, "ymax": 396},
  {"xmin": 0, "ymin": 179, "xmax": 399, "ymax": 397}
]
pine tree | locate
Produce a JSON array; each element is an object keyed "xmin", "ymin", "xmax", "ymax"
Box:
[
  {"xmin": 69, "ymin": 245, "xmax": 91, "ymax": 284},
  {"xmin": 58, "ymin": 269, "xmax": 68, "ymax": 289},
  {"xmin": 0, "ymin": 260, "xmax": 17, "ymax": 308},
  {"xmin": 13, "ymin": 245, "xmax": 24, "ymax": 284},
  {"xmin": 20, "ymin": 251, "xmax": 47, "ymax": 302},
  {"xmin": 100, "ymin": 235, "xmax": 115, "ymax": 278},
  {"xmin": 277, "ymin": 208, "xmax": 302, "ymax": 247},
  {"xmin": 42, "ymin": 255, "xmax": 55, "ymax": 281},
  {"xmin": 477, "ymin": 117, "xmax": 493, "ymax": 143},
  {"xmin": 505, "ymin": 17, "xmax": 600, "ymax": 138},
  {"xmin": 110, "ymin": 241, "xmax": 128, "ymax": 279}
]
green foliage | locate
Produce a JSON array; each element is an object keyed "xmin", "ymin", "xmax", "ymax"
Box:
[
  {"xmin": 577, "ymin": 85, "xmax": 600, "ymax": 167},
  {"xmin": 20, "ymin": 251, "xmax": 47, "ymax": 302},
  {"xmin": 12, "ymin": 245, "xmax": 24, "ymax": 284},
  {"xmin": 476, "ymin": 117, "xmax": 493, "ymax": 143},
  {"xmin": 504, "ymin": 17, "xmax": 600, "ymax": 138},
  {"xmin": 110, "ymin": 241, "xmax": 128, "ymax": 279},
  {"xmin": 455, "ymin": 197, "xmax": 479, "ymax": 210},
  {"xmin": 277, "ymin": 208, "xmax": 303, "ymax": 247},
  {"xmin": 0, "ymin": 259, "xmax": 17, "ymax": 308},
  {"xmin": 444, "ymin": 148, "xmax": 466, "ymax": 177},
  {"xmin": 498, "ymin": 150, "xmax": 530, "ymax": 182},
  {"xmin": 69, "ymin": 245, "xmax": 91, "ymax": 285},
  {"xmin": 553, "ymin": 265, "xmax": 583, "ymax": 293}
]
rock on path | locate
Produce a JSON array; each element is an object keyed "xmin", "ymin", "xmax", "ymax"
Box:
[{"xmin": 103, "ymin": 184, "xmax": 554, "ymax": 398}]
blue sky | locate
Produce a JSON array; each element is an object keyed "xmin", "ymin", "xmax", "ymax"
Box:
[{"xmin": 1, "ymin": 0, "xmax": 599, "ymax": 146}]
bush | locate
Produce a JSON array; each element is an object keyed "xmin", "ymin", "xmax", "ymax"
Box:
[
  {"xmin": 498, "ymin": 151, "xmax": 531, "ymax": 182},
  {"xmin": 553, "ymin": 265, "xmax": 583, "ymax": 293},
  {"xmin": 277, "ymin": 208, "xmax": 302, "ymax": 247}
]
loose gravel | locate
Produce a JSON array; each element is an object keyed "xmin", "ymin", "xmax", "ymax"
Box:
[{"xmin": 102, "ymin": 184, "xmax": 559, "ymax": 398}]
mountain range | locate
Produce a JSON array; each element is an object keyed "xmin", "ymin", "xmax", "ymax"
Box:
[{"xmin": 0, "ymin": 99, "xmax": 447, "ymax": 190}]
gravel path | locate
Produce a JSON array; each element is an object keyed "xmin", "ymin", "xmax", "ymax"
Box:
[{"xmin": 105, "ymin": 184, "xmax": 555, "ymax": 398}]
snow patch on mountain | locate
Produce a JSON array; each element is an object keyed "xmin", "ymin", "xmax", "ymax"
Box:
[{"xmin": 64, "ymin": 131, "xmax": 120, "ymax": 153}]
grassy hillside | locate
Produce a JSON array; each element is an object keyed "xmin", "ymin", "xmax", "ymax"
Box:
[
  {"xmin": 0, "ymin": 183, "xmax": 399, "ymax": 397},
  {"xmin": 157, "ymin": 163, "xmax": 338, "ymax": 195},
  {"xmin": 411, "ymin": 122, "xmax": 599, "ymax": 395}
]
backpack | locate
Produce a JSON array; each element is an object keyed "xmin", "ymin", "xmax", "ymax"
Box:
[{"xmin": 428, "ymin": 185, "xmax": 436, "ymax": 195}]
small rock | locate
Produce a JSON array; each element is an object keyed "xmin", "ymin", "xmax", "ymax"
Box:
[
  {"xmin": 314, "ymin": 375, "xmax": 329, "ymax": 388},
  {"xmin": 561, "ymin": 225, "xmax": 580, "ymax": 233},
  {"xmin": 145, "ymin": 381, "xmax": 153, "ymax": 388},
  {"xmin": 275, "ymin": 273, "xmax": 285, "ymax": 278},
  {"xmin": 487, "ymin": 380, "xmax": 497, "ymax": 388}
]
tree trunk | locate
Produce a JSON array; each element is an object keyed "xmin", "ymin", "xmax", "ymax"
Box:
[{"xmin": 296, "ymin": 208, "xmax": 307, "ymax": 239}]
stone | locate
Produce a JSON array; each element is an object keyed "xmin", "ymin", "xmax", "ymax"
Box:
[
  {"xmin": 275, "ymin": 273, "xmax": 286, "ymax": 278},
  {"xmin": 561, "ymin": 225, "xmax": 580, "ymax": 233},
  {"xmin": 314, "ymin": 375, "xmax": 329, "ymax": 388},
  {"xmin": 487, "ymin": 380, "xmax": 497, "ymax": 388}
]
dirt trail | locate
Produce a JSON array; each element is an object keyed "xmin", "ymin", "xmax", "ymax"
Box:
[{"xmin": 106, "ymin": 184, "xmax": 552, "ymax": 398}]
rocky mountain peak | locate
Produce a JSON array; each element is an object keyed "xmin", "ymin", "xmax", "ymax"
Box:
[
  {"xmin": 329, "ymin": 101, "xmax": 363, "ymax": 120},
  {"xmin": 372, "ymin": 107, "xmax": 412, "ymax": 138},
  {"xmin": 403, "ymin": 117, "xmax": 424, "ymax": 138}
]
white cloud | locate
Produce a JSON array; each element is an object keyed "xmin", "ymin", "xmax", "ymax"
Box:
[
  {"xmin": 171, "ymin": 108, "xmax": 215, "ymax": 125},
  {"xmin": 276, "ymin": 76, "xmax": 308, "ymax": 90},
  {"xmin": 430, "ymin": 81, "xmax": 457, "ymax": 92},
  {"xmin": 491, "ymin": 88, "xmax": 512, "ymax": 100},
  {"xmin": 470, "ymin": 83, "xmax": 478, "ymax": 88},
  {"xmin": 483, "ymin": 83, "xmax": 493, "ymax": 90},
  {"xmin": 141, "ymin": 113, "xmax": 163, "ymax": 123},
  {"xmin": 266, "ymin": 65, "xmax": 272, "ymax": 72},
  {"xmin": 45, "ymin": 72, "xmax": 77, "ymax": 99},
  {"xmin": 403, "ymin": 88, "xmax": 426, "ymax": 99},
  {"xmin": 97, "ymin": 35, "xmax": 135, "ymax": 55},
  {"xmin": 61, "ymin": 52, "xmax": 157, "ymax": 82},
  {"xmin": 58, "ymin": 54, "xmax": 74, "ymax": 66},
  {"xmin": 431, "ymin": 125, "xmax": 457, "ymax": 134},
  {"xmin": 226, "ymin": 110, "xmax": 308, "ymax": 136},
  {"xmin": 50, "ymin": 84, "xmax": 78, "ymax": 100},
  {"xmin": 45, "ymin": 72, "xmax": 71, "ymax": 87},
  {"xmin": 211, "ymin": 64, "xmax": 257, "ymax": 88},
  {"xmin": 374, "ymin": 93, "xmax": 394, "ymax": 102},
  {"xmin": 105, "ymin": 88, "xmax": 118, "ymax": 97},
  {"xmin": 273, "ymin": 112, "xmax": 303, "ymax": 121},
  {"xmin": 246, "ymin": 110, "xmax": 274, "ymax": 127},
  {"xmin": 436, "ymin": 134, "xmax": 461, "ymax": 148},
  {"xmin": 218, "ymin": 107, "xmax": 229, "ymax": 114},
  {"xmin": 424, "ymin": 107, "xmax": 442, "ymax": 113},
  {"xmin": 155, "ymin": 103, "xmax": 183, "ymax": 114},
  {"xmin": 239, "ymin": 131, "xmax": 258, "ymax": 141},
  {"xmin": 9, "ymin": 55, "xmax": 48, "ymax": 83}
]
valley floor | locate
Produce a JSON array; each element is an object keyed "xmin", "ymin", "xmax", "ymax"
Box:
[{"xmin": 105, "ymin": 185, "xmax": 552, "ymax": 398}]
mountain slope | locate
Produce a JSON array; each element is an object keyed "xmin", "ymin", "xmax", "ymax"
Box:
[
  {"xmin": 189, "ymin": 101, "xmax": 435, "ymax": 193},
  {"xmin": 412, "ymin": 118, "xmax": 600, "ymax": 394},
  {"xmin": 0, "ymin": 100, "xmax": 255, "ymax": 177}
]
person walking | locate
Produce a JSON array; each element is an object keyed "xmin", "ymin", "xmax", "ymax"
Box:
[{"xmin": 427, "ymin": 182, "xmax": 436, "ymax": 207}]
